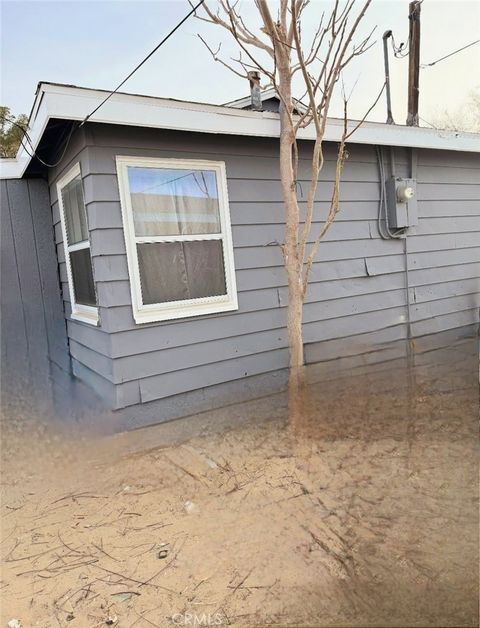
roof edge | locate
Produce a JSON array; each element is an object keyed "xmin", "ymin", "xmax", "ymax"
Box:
[
  {"xmin": 223, "ymin": 87, "xmax": 308, "ymax": 114},
  {"xmin": 1, "ymin": 82, "xmax": 479, "ymax": 180}
]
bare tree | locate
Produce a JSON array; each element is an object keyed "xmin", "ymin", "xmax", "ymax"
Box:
[
  {"xmin": 428, "ymin": 87, "xmax": 480, "ymax": 133},
  {"xmin": 194, "ymin": 0, "xmax": 382, "ymax": 420}
]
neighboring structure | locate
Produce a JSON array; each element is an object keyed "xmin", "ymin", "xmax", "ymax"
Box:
[
  {"xmin": 1, "ymin": 82, "xmax": 479, "ymax": 426},
  {"xmin": 224, "ymin": 86, "xmax": 307, "ymax": 114}
]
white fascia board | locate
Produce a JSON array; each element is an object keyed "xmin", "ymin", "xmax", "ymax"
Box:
[{"xmin": 2, "ymin": 82, "xmax": 479, "ymax": 180}]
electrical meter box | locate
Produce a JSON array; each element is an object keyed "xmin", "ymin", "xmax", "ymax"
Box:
[{"xmin": 386, "ymin": 177, "xmax": 418, "ymax": 229}]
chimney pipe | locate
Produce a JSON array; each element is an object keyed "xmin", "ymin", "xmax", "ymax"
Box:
[
  {"xmin": 248, "ymin": 71, "xmax": 262, "ymax": 111},
  {"xmin": 382, "ymin": 31, "xmax": 395, "ymax": 124}
]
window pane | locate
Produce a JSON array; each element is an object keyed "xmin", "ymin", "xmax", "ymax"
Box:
[
  {"xmin": 70, "ymin": 248, "xmax": 96, "ymax": 306},
  {"xmin": 137, "ymin": 240, "xmax": 226, "ymax": 305},
  {"xmin": 61, "ymin": 175, "xmax": 89, "ymax": 245},
  {"xmin": 127, "ymin": 167, "xmax": 221, "ymax": 236}
]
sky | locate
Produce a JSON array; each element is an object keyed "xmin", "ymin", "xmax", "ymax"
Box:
[{"xmin": 1, "ymin": 0, "xmax": 479, "ymax": 126}]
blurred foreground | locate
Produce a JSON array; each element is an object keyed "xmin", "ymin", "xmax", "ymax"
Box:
[{"xmin": 1, "ymin": 332, "xmax": 478, "ymax": 627}]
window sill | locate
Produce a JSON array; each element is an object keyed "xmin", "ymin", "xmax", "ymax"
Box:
[
  {"xmin": 132, "ymin": 297, "xmax": 238, "ymax": 325},
  {"xmin": 71, "ymin": 306, "xmax": 99, "ymax": 326}
]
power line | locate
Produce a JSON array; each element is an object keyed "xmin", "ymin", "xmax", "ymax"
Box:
[
  {"xmin": 391, "ymin": 33, "xmax": 409, "ymax": 58},
  {"xmin": 4, "ymin": 114, "xmax": 78, "ymax": 168},
  {"xmin": 4, "ymin": 0, "xmax": 205, "ymax": 167},
  {"xmin": 421, "ymin": 39, "xmax": 480, "ymax": 68},
  {"xmin": 418, "ymin": 116, "xmax": 436, "ymax": 129},
  {"xmin": 79, "ymin": 0, "xmax": 206, "ymax": 127}
]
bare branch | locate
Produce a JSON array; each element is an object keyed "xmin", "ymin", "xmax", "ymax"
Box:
[
  {"xmin": 197, "ymin": 34, "xmax": 248, "ymax": 78},
  {"xmin": 302, "ymin": 98, "xmax": 349, "ymax": 290},
  {"xmin": 345, "ymin": 80, "xmax": 386, "ymax": 139},
  {"xmin": 197, "ymin": 0, "xmax": 275, "ymax": 56},
  {"xmin": 200, "ymin": 0, "xmax": 377, "ymax": 412}
]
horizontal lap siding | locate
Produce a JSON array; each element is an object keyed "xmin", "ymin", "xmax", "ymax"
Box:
[
  {"xmin": 408, "ymin": 151, "xmax": 480, "ymax": 337},
  {"xmin": 48, "ymin": 127, "xmax": 114, "ymax": 400},
  {"xmin": 50, "ymin": 124, "xmax": 479, "ymax": 410},
  {"xmin": 79, "ymin": 125, "xmax": 408, "ymax": 407}
]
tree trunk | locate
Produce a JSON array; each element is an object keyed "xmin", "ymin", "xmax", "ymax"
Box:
[
  {"xmin": 286, "ymin": 266, "xmax": 306, "ymax": 424},
  {"xmin": 277, "ymin": 59, "xmax": 306, "ymax": 425}
]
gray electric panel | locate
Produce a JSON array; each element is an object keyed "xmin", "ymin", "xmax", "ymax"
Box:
[{"xmin": 386, "ymin": 177, "xmax": 418, "ymax": 229}]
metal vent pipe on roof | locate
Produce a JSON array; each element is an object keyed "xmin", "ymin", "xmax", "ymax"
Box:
[
  {"xmin": 248, "ymin": 71, "xmax": 262, "ymax": 111},
  {"xmin": 382, "ymin": 31, "xmax": 395, "ymax": 125}
]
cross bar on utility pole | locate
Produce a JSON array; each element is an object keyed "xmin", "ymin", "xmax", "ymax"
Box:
[{"xmin": 406, "ymin": 0, "xmax": 421, "ymax": 126}]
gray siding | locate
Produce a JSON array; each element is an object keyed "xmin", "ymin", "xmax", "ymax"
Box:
[
  {"xmin": 47, "ymin": 126, "xmax": 116, "ymax": 404},
  {"xmin": 410, "ymin": 150, "xmax": 480, "ymax": 337},
  {"xmin": 1, "ymin": 177, "xmax": 69, "ymax": 411},
  {"xmin": 48, "ymin": 124, "xmax": 480, "ymax": 413}
]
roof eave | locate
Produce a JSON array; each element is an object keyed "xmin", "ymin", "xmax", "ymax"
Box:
[{"xmin": 1, "ymin": 82, "xmax": 479, "ymax": 180}]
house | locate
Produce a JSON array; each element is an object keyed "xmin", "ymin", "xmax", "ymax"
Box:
[{"xmin": 1, "ymin": 82, "xmax": 479, "ymax": 428}]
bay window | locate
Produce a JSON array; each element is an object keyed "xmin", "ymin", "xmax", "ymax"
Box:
[{"xmin": 116, "ymin": 157, "xmax": 237, "ymax": 324}]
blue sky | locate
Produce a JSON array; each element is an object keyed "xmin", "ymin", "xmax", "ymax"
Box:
[{"xmin": 1, "ymin": 0, "xmax": 479, "ymax": 125}]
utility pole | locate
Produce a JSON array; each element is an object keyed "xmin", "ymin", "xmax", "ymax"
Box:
[{"xmin": 406, "ymin": 0, "xmax": 421, "ymax": 126}]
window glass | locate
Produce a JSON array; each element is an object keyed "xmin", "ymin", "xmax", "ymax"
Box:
[
  {"xmin": 137, "ymin": 240, "xmax": 226, "ymax": 304},
  {"xmin": 70, "ymin": 248, "xmax": 96, "ymax": 306},
  {"xmin": 117, "ymin": 157, "xmax": 237, "ymax": 323},
  {"xmin": 127, "ymin": 167, "xmax": 221, "ymax": 236},
  {"xmin": 61, "ymin": 175, "xmax": 89, "ymax": 245}
]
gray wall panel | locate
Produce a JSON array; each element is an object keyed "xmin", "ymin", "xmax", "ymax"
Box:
[
  {"xmin": 417, "ymin": 183, "xmax": 479, "ymax": 201},
  {"xmin": 27, "ymin": 179, "xmax": 70, "ymax": 371},
  {"xmin": 47, "ymin": 127, "xmax": 118, "ymax": 394},
  {"xmin": 6, "ymin": 180, "xmax": 50, "ymax": 378},
  {"xmin": 113, "ymin": 328, "xmax": 288, "ymax": 384},
  {"xmin": 415, "ymin": 216, "xmax": 480, "ymax": 234},
  {"xmin": 139, "ymin": 348, "xmax": 289, "ymax": 404},
  {"xmin": 1, "ymin": 177, "xmax": 69, "ymax": 406},
  {"xmin": 409, "ymin": 262, "xmax": 480, "ymax": 287},
  {"xmin": 418, "ymin": 200, "xmax": 480, "ymax": 217},
  {"xmin": 418, "ymin": 165, "xmax": 480, "ymax": 185},
  {"xmin": 412, "ymin": 278, "xmax": 479, "ymax": 303},
  {"xmin": 410, "ymin": 247, "xmax": 479, "ymax": 270},
  {"xmin": 305, "ymin": 323, "xmax": 407, "ymax": 364},
  {"xmin": 411, "ymin": 308, "xmax": 479, "ymax": 336},
  {"xmin": 44, "ymin": 123, "xmax": 479, "ymax": 415},
  {"xmin": 71, "ymin": 358, "xmax": 116, "ymax": 406},
  {"xmin": 1, "ymin": 180, "xmax": 31, "ymax": 395}
]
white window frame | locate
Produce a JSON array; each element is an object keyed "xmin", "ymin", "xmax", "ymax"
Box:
[
  {"xmin": 116, "ymin": 156, "xmax": 238, "ymax": 324},
  {"xmin": 56, "ymin": 163, "xmax": 98, "ymax": 326}
]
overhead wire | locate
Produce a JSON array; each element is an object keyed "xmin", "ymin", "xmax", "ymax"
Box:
[
  {"xmin": 391, "ymin": 33, "xmax": 409, "ymax": 58},
  {"xmin": 5, "ymin": 0, "xmax": 205, "ymax": 168},
  {"xmin": 3, "ymin": 114, "xmax": 78, "ymax": 168},
  {"xmin": 421, "ymin": 39, "xmax": 480, "ymax": 68},
  {"xmin": 418, "ymin": 116, "xmax": 437, "ymax": 129},
  {"xmin": 79, "ymin": 0, "xmax": 206, "ymax": 128},
  {"xmin": 389, "ymin": 32, "xmax": 479, "ymax": 66}
]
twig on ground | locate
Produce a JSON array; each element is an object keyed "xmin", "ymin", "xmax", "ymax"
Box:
[
  {"xmin": 92, "ymin": 541, "xmax": 119, "ymax": 562},
  {"xmin": 51, "ymin": 492, "xmax": 108, "ymax": 505}
]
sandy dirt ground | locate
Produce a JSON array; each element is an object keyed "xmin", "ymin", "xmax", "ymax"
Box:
[{"xmin": 1, "ymin": 339, "xmax": 478, "ymax": 627}]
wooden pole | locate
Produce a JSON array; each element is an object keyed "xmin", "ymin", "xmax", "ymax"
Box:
[{"xmin": 407, "ymin": 1, "xmax": 421, "ymax": 126}]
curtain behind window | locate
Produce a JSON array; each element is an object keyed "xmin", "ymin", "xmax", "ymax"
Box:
[
  {"xmin": 128, "ymin": 168, "xmax": 221, "ymax": 236},
  {"xmin": 137, "ymin": 240, "xmax": 226, "ymax": 304}
]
